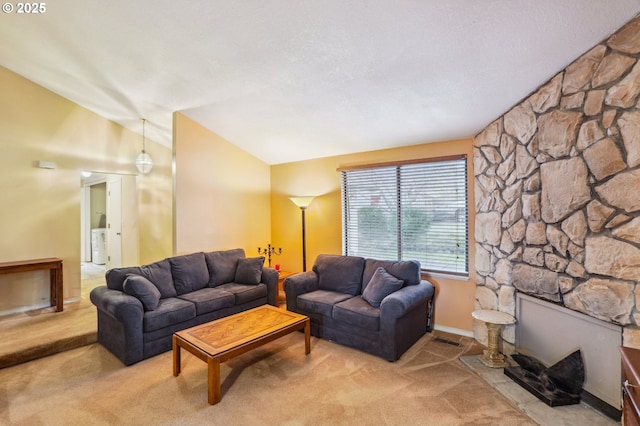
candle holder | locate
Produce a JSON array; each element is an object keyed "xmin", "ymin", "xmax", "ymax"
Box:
[{"xmin": 257, "ymin": 244, "xmax": 282, "ymax": 267}]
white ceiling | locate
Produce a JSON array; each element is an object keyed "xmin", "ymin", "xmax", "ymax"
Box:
[{"xmin": 1, "ymin": 1, "xmax": 639, "ymax": 165}]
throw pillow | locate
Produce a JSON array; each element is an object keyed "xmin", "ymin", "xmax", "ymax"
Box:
[
  {"xmin": 361, "ymin": 267, "xmax": 404, "ymax": 308},
  {"xmin": 234, "ymin": 256, "xmax": 265, "ymax": 285},
  {"xmin": 123, "ymin": 274, "xmax": 161, "ymax": 311}
]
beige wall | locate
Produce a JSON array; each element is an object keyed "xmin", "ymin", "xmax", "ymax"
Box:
[
  {"xmin": 0, "ymin": 66, "xmax": 172, "ymax": 314},
  {"xmin": 89, "ymin": 183, "xmax": 106, "ymax": 229},
  {"xmin": 173, "ymin": 113, "xmax": 272, "ymax": 255},
  {"xmin": 271, "ymin": 139, "xmax": 477, "ymax": 334},
  {"xmin": 1, "ymin": 65, "xmax": 476, "ymax": 333}
]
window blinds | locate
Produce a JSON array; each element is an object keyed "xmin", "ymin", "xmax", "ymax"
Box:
[{"xmin": 341, "ymin": 156, "xmax": 468, "ymax": 275}]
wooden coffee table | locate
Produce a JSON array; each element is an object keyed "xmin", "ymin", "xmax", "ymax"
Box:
[{"xmin": 172, "ymin": 305, "xmax": 310, "ymax": 405}]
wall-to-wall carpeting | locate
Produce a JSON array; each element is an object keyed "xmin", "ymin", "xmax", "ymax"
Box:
[{"xmin": 0, "ymin": 332, "xmax": 534, "ymax": 425}]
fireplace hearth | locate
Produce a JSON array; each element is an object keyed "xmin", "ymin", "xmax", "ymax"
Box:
[{"xmin": 504, "ymin": 350, "xmax": 584, "ymax": 406}]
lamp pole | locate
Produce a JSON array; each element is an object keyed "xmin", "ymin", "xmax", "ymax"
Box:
[
  {"xmin": 300, "ymin": 206, "xmax": 307, "ymax": 272},
  {"xmin": 289, "ymin": 196, "xmax": 314, "ymax": 272}
]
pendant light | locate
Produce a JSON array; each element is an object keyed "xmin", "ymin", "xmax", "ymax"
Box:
[{"xmin": 135, "ymin": 118, "xmax": 153, "ymax": 174}]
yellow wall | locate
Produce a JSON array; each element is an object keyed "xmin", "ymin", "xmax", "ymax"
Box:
[
  {"xmin": 271, "ymin": 139, "xmax": 477, "ymax": 333},
  {"xmin": 173, "ymin": 113, "xmax": 271, "ymax": 255},
  {"xmin": 1, "ymin": 65, "xmax": 476, "ymax": 333},
  {"xmin": 0, "ymin": 66, "xmax": 172, "ymax": 313}
]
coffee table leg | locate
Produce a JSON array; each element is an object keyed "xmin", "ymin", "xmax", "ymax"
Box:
[
  {"xmin": 208, "ymin": 357, "xmax": 221, "ymax": 405},
  {"xmin": 304, "ymin": 320, "xmax": 311, "ymax": 355},
  {"xmin": 173, "ymin": 335, "xmax": 181, "ymax": 376}
]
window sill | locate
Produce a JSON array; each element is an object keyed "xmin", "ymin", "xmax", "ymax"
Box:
[{"xmin": 421, "ymin": 271, "xmax": 469, "ymax": 282}]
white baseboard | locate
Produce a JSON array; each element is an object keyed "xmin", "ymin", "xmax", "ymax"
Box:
[
  {"xmin": 0, "ymin": 302, "xmax": 51, "ymax": 317},
  {"xmin": 434, "ymin": 324, "xmax": 474, "ymax": 338},
  {"xmin": 0, "ymin": 298, "xmax": 80, "ymax": 317}
]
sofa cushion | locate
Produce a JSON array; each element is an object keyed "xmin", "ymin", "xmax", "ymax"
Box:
[
  {"xmin": 297, "ymin": 290, "xmax": 353, "ymax": 317},
  {"xmin": 143, "ymin": 297, "xmax": 196, "ymax": 332},
  {"xmin": 177, "ymin": 287, "xmax": 235, "ymax": 315},
  {"xmin": 361, "ymin": 267, "xmax": 404, "ymax": 308},
  {"xmin": 105, "ymin": 266, "xmax": 143, "ymax": 292},
  {"xmin": 217, "ymin": 283, "xmax": 268, "ymax": 305},
  {"xmin": 235, "ymin": 256, "xmax": 265, "ymax": 284},
  {"xmin": 362, "ymin": 259, "xmax": 421, "ymax": 291},
  {"xmin": 313, "ymin": 254, "xmax": 365, "ymax": 296},
  {"xmin": 123, "ymin": 274, "xmax": 161, "ymax": 311},
  {"xmin": 170, "ymin": 252, "xmax": 209, "ymax": 295},
  {"xmin": 204, "ymin": 248, "xmax": 246, "ymax": 287},
  {"xmin": 140, "ymin": 259, "xmax": 176, "ymax": 298},
  {"xmin": 333, "ymin": 296, "xmax": 380, "ymax": 331}
]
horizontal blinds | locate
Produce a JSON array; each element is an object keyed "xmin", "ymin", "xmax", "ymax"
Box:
[
  {"xmin": 342, "ymin": 157, "xmax": 468, "ymax": 275},
  {"xmin": 401, "ymin": 159, "xmax": 468, "ymax": 274},
  {"xmin": 343, "ymin": 166, "xmax": 398, "ymax": 260}
]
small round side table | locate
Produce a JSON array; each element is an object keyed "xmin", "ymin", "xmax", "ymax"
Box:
[{"xmin": 472, "ymin": 309, "xmax": 516, "ymax": 368}]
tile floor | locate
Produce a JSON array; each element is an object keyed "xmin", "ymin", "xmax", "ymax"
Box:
[{"xmin": 460, "ymin": 355, "xmax": 618, "ymax": 426}]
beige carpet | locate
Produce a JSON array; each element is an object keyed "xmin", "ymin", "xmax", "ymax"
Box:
[
  {"xmin": 0, "ymin": 273, "xmax": 101, "ymax": 369},
  {"xmin": 0, "ymin": 331, "xmax": 535, "ymax": 425}
]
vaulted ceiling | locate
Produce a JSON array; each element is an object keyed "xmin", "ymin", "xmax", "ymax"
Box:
[{"xmin": 1, "ymin": 1, "xmax": 639, "ymax": 164}]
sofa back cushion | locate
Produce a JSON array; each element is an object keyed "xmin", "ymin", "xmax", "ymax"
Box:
[
  {"xmin": 205, "ymin": 248, "xmax": 246, "ymax": 287},
  {"xmin": 362, "ymin": 259, "xmax": 421, "ymax": 293},
  {"xmin": 170, "ymin": 252, "xmax": 209, "ymax": 295},
  {"xmin": 140, "ymin": 259, "xmax": 176, "ymax": 298},
  {"xmin": 105, "ymin": 259, "xmax": 176, "ymax": 298},
  {"xmin": 106, "ymin": 266, "xmax": 142, "ymax": 292},
  {"xmin": 313, "ymin": 254, "xmax": 365, "ymax": 296}
]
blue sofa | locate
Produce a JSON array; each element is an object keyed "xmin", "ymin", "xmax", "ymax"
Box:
[
  {"xmin": 284, "ymin": 254, "xmax": 435, "ymax": 361},
  {"xmin": 90, "ymin": 248, "xmax": 278, "ymax": 365}
]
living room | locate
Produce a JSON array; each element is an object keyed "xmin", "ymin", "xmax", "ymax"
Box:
[{"xmin": 2, "ymin": 2, "xmax": 640, "ymax": 424}]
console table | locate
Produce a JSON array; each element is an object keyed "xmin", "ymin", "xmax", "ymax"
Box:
[{"xmin": 0, "ymin": 258, "xmax": 64, "ymax": 312}]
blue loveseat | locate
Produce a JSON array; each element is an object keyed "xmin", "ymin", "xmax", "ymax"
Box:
[
  {"xmin": 284, "ymin": 254, "xmax": 435, "ymax": 361},
  {"xmin": 90, "ymin": 248, "xmax": 278, "ymax": 365}
]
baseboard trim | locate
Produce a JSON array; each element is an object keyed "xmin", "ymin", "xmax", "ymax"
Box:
[
  {"xmin": 581, "ymin": 389, "xmax": 621, "ymax": 421},
  {"xmin": 0, "ymin": 302, "xmax": 51, "ymax": 317},
  {"xmin": 434, "ymin": 324, "xmax": 474, "ymax": 338}
]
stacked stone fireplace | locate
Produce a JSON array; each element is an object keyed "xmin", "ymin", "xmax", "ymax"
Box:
[{"xmin": 473, "ymin": 14, "xmax": 640, "ymax": 412}]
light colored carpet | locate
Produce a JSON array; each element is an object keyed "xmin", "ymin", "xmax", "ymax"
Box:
[
  {"xmin": 0, "ymin": 275, "xmax": 101, "ymax": 369},
  {"xmin": 0, "ymin": 331, "xmax": 535, "ymax": 425}
]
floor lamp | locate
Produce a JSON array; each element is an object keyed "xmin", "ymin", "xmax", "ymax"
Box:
[{"xmin": 289, "ymin": 197, "xmax": 314, "ymax": 272}]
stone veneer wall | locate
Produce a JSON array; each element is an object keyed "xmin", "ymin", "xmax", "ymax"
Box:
[{"xmin": 473, "ymin": 15, "xmax": 640, "ymax": 351}]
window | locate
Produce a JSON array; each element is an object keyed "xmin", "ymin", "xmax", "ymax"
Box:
[{"xmin": 341, "ymin": 155, "xmax": 468, "ymax": 276}]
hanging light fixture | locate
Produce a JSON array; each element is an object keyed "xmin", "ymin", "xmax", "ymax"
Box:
[{"xmin": 135, "ymin": 118, "xmax": 153, "ymax": 174}]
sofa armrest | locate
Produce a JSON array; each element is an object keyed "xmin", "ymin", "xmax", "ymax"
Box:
[
  {"xmin": 378, "ymin": 280, "xmax": 435, "ymax": 361},
  {"xmin": 380, "ymin": 280, "xmax": 434, "ymax": 321},
  {"xmin": 90, "ymin": 285, "xmax": 146, "ymax": 365},
  {"xmin": 90, "ymin": 285, "xmax": 144, "ymax": 323},
  {"xmin": 261, "ymin": 267, "xmax": 279, "ymax": 306},
  {"xmin": 283, "ymin": 271, "xmax": 319, "ymax": 312}
]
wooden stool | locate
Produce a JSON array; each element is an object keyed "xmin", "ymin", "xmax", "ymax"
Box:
[{"xmin": 472, "ymin": 309, "xmax": 516, "ymax": 368}]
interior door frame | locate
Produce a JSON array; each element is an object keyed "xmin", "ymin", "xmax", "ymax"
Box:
[{"xmin": 81, "ymin": 172, "xmax": 139, "ymax": 269}]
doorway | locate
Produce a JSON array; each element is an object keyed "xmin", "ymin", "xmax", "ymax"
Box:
[{"xmin": 80, "ymin": 172, "xmax": 139, "ymax": 295}]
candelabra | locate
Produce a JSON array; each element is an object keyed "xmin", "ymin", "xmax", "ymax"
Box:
[{"xmin": 257, "ymin": 244, "xmax": 282, "ymax": 267}]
